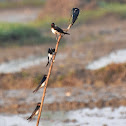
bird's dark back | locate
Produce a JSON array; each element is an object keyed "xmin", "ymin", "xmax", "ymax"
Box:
[
  {"xmin": 72, "ymin": 8, "xmax": 80, "ymax": 24},
  {"xmin": 40, "ymin": 75, "xmax": 46, "ymax": 84}
]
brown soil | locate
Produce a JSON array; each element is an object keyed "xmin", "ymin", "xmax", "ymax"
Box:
[
  {"xmin": 73, "ymin": 63, "xmax": 126, "ymax": 87},
  {"xmin": 1, "ymin": 83, "xmax": 126, "ymax": 114}
]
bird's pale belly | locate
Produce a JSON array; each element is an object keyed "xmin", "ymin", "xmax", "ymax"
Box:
[
  {"xmin": 35, "ymin": 110, "xmax": 39, "ymax": 115},
  {"xmin": 41, "ymin": 82, "xmax": 45, "ymax": 87},
  {"xmin": 48, "ymin": 53, "xmax": 52, "ymax": 61},
  {"xmin": 51, "ymin": 28, "xmax": 60, "ymax": 35}
]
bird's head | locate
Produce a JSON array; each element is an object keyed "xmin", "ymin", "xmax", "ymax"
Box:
[
  {"xmin": 37, "ymin": 102, "xmax": 41, "ymax": 106},
  {"xmin": 48, "ymin": 48, "xmax": 51, "ymax": 53},
  {"xmin": 51, "ymin": 23, "xmax": 55, "ymax": 28},
  {"xmin": 52, "ymin": 48, "xmax": 55, "ymax": 52},
  {"xmin": 44, "ymin": 75, "xmax": 47, "ymax": 77}
]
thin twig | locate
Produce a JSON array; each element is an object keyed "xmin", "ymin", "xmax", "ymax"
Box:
[
  {"xmin": 36, "ymin": 23, "xmax": 72, "ymax": 126},
  {"xmin": 36, "ymin": 35, "xmax": 62, "ymax": 126},
  {"xmin": 63, "ymin": 24, "xmax": 72, "ymax": 32}
]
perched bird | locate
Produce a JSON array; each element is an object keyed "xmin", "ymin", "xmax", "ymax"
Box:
[
  {"xmin": 46, "ymin": 48, "xmax": 55, "ymax": 67},
  {"xmin": 51, "ymin": 23, "xmax": 70, "ymax": 39},
  {"xmin": 33, "ymin": 75, "xmax": 47, "ymax": 93},
  {"xmin": 71, "ymin": 8, "xmax": 80, "ymax": 25},
  {"xmin": 27, "ymin": 102, "xmax": 41, "ymax": 121}
]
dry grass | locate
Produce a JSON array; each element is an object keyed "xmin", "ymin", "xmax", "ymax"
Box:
[{"xmin": 1, "ymin": 63, "xmax": 126, "ymax": 90}]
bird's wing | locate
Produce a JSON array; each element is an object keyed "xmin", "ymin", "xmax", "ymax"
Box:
[
  {"xmin": 27, "ymin": 105, "xmax": 39, "ymax": 120},
  {"xmin": 33, "ymin": 77, "xmax": 46, "ymax": 92},
  {"xmin": 40, "ymin": 76, "xmax": 46, "ymax": 84},
  {"xmin": 33, "ymin": 82, "xmax": 42, "ymax": 93},
  {"xmin": 31, "ymin": 105, "xmax": 40, "ymax": 117},
  {"xmin": 52, "ymin": 48, "xmax": 55, "ymax": 53},
  {"xmin": 48, "ymin": 48, "xmax": 51, "ymax": 53},
  {"xmin": 55, "ymin": 26, "xmax": 64, "ymax": 33},
  {"xmin": 72, "ymin": 8, "xmax": 80, "ymax": 25},
  {"xmin": 46, "ymin": 61, "xmax": 49, "ymax": 67},
  {"xmin": 48, "ymin": 55, "xmax": 49, "ymax": 61},
  {"xmin": 46, "ymin": 55, "xmax": 51, "ymax": 67}
]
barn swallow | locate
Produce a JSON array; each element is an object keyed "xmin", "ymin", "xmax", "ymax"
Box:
[
  {"xmin": 71, "ymin": 8, "xmax": 80, "ymax": 25},
  {"xmin": 46, "ymin": 48, "xmax": 55, "ymax": 67},
  {"xmin": 51, "ymin": 23, "xmax": 70, "ymax": 39},
  {"xmin": 33, "ymin": 75, "xmax": 47, "ymax": 93},
  {"xmin": 27, "ymin": 102, "xmax": 41, "ymax": 121}
]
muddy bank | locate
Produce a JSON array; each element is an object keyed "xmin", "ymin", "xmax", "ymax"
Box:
[{"xmin": 0, "ymin": 62, "xmax": 126, "ymax": 90}]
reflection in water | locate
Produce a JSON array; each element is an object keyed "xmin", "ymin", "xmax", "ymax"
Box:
[
  {"xmin": 86, "ymin": 49, "xmax": 126, "ymax": 70},
  {"xmin": 1, "ymin": 107, "xmax": 126, "ymax": 126}
]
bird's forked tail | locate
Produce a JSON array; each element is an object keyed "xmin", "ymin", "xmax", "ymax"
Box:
[
  {"xmin": 64, "ymin": 32, "xmax": 70, "ymax": 35},
  {"xmin": 46, "ymin": 61, "xmax": 49, "ymax": 67},
  {"xmin": 27, "ymin": 116, "xmax": 32, "ymax": 121}
]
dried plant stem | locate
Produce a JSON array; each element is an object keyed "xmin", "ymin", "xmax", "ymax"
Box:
[
  {"xmin": 67, "ymin": 24, "xmax": 72, "ymax": 31},
  {"xmin": 36, "ymin": 35, "xmax": 62, "ymax": 126},
  {"xmin": 36, "ymin": 23, "xmax": 72, "ymax": 126}
]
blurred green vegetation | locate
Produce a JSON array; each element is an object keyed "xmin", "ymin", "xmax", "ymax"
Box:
[
  {"xmin": 0, "ymin": 23, "xmax": 55, "ymax": 47},
  {"xmin": 79, "ymin": 2, "xmax": 126, "ymax": 23},
  {"xmin": 0, "ymin": 0, "xmax": 45, "ymax": 8}
]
